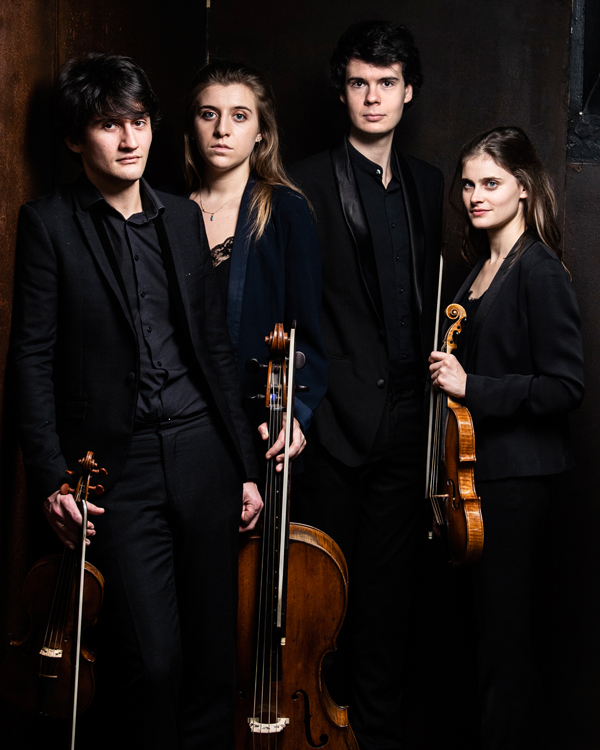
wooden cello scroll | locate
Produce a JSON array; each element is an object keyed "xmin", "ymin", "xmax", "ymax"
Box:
[
  {"xmin": 236, "ymin": 322, "xmax": 359, "ymax": 750},
  {"xmin": 0, "ymin": 452, "xmax": 106, "ymax": 749},
  {"xmin": 426, "ymin": 304, "xmax": 484, "ymax": 566}
]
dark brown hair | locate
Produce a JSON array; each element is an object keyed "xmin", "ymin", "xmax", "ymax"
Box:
[
  {"xmin": 184, "ymin": 59, "xmax": 301, "ymax": 240},
  {"xmin": 450, "ymin": 126, "xmax": 561, "ymax": 265}
]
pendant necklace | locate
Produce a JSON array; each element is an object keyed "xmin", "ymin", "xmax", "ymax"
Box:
[{"xmin": 198, "ymin": 192, "xmax": 239, "ymax": 221}]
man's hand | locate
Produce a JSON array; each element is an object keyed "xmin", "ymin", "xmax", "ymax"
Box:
[
  {"xmin": 428, "ymin": 351, "xmax": 467, "ymax": 399},
  {"xmin": 257, "ymin": 416, "xmax": 306, "ymax": 472},
  {"xmin": 43, "ymin": 488, "xmax": 105, "ymax": 550},
  {"xmin": 240, "ymin": 482, "xmax": 263, "ymax": 532}
]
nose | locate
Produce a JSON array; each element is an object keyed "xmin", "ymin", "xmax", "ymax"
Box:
[
  {"xmin": 470, "ymin": 184, "xmax": 484, "ymax": 203},
  {"xmin": 121, "ymin": 123, "xmax": 139, "ymax": 150},
  {"xmin": 364, "ymin": 84, "xmax": 380, "ymax": 105},
  {"xmin": 213, "ymin": 117, "xmax": 229, "ymax": 138}
]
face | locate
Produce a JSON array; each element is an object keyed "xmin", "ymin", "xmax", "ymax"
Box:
[
  {"xmin": 341, "ymin": 59, "xmax": 413, "ymax": 138},
  {"xmin": 462, "ymin": 155, "xmax": 528, "ymax": 234},
  {"xmin": 67, "ymin": 113, "xmax": 152, "ymax": 189},
  {"xmin": 193, "ymin": 83, "xmax": 262, "ymax": 175}
]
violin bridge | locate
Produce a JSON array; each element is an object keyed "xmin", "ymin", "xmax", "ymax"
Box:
[
  {"xmin": 248, "ymin": 717, "xmax": 290, "ymax": 734},
  {"xmin": 39, "ymin": 646, "xmax": 63, "ymax": 658}
]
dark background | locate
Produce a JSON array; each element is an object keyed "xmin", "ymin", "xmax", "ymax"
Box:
[{"xmin": 0, "ymin": 1, "xmax": 598, "ymax": 747}]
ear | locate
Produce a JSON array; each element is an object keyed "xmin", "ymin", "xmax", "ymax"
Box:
[
  {"xmin": 404, "ymin": 84, "xmax": 413, "ymax": 105},
  {"xmin": 65, "ymin": 136, "xmax": 83, "ymax": 155},
  {"xmin": 339, "ymin": 91, "xmax": 347, "ymax": 107},
  {"xmin": 519, "ymin": 186, "xmax": 528, "ymax": 200}
]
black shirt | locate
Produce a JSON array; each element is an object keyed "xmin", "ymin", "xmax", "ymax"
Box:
[
  {"xmin": 348, "ymin": 141, "xmax": 417, "ymax": 379},
  {"xmin": 79, "ymin": 177, "xmax": 210, "ymax": 423}
]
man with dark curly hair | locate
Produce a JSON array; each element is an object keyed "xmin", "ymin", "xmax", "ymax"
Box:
[
  {"xmin": 291, "ymin": 20, "xmax": 444, "ymax": 749},
  {"xmin": 10, "ymin": 52, "xmax": 262, "ymax": 749}
]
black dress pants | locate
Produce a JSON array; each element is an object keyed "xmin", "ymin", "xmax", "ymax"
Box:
[
  {"xmin": 470, "ymin": 476, "xmax": 550, "ymax": 750},
  {"xmin": 293, "ymin": 386, "xmax": 425, "ymax": 750},
  {"xmin": 82, "ymin": 414, "xmax": 242, "ymax": 750}
]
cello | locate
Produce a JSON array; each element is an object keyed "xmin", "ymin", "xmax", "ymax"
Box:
[
  {"xmin": 236, "ymin": 323, "xmax": 358, "ymax": 750},
  {"xmin": 0, "ymin": 451, "xmax": 106, "ymax": 748},
  {"xmin": 426, "ymin": 303, "xmax": 484, "ymax": 566}
]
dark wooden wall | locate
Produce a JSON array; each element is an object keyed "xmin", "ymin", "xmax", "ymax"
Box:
[{"xmin": 1, "ymin": 1, "xmax": 598, "ymax": 747}]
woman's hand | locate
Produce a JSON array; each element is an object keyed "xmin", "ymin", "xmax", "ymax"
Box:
[
  {"xmin": 240, "ymin": 482, "xmax": 263, "ymax": 532},
  {"xmin": 429, "ymin": 351, "xmax": 467, "ymax": 399},
  {"xmin": 258, "ymin": 416, "xmax": 306, "ymax": 472}
]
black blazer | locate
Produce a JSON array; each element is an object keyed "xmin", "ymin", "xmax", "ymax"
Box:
[
  {"xmin": 10, "ymin": 176, "xmax": 258, "ymax": 498},
  {"xmin": 224, "ymin": 178, "xmax": 328, "ymax": 433},
  {"xmin": 290, "ymin": 140, "xmax": 444, "ymax": 466},
  {"xmin": 453, "ymin": 238, "xmax": 584, "ymax": 481}
]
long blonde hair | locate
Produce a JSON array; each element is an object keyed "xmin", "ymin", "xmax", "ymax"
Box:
[
  {"xmin": 450, "ymin": 126, "xmax": 561, "ymax": 265},
  {"xmin": 184, "ymin": 59, "xmax": 302, "ymax": 241}
]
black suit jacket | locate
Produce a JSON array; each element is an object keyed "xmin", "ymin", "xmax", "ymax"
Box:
[
  {"xmin": 10, "ymin": 176, "xmax": 258, "ymax": 497},
  {"xmin": 453, "ymin": 238, "xmax": 585, "ymax": 481},
  {"xmin": 290, "ymin": 140, "xmax": 444, "ymax": 466}
]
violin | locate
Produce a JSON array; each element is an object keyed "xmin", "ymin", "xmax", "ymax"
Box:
[
  {"xmin": 236, "ymin": 323, "xmax": 358, "ymax": 749},
  {"xmin": 426, "ymin": 304, "xmax": 484, "ymax": 566},
  {"xmin": 0, "ymin": 451, "xmax": 106, "ymax": 747}
]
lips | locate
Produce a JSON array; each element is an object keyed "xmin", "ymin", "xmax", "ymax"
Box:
[
  {"xmin": 471, "ymin": 209, "xmax": 489, "ymax": 216},
  {"xmin": 364, "ymin": 114, "xmax": 385, "ymax": 121},
  {"xmin": 212, "ymin": 144, "xmax": 232, "ymax": 150}
]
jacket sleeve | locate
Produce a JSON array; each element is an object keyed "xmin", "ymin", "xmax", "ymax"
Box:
[
  {"xmin": 10, "ymin": 203, "xmax": 69, "ymax": 498},
  {"xmin": 280, "ymin": 192, "xmax": 328, "ymax": 432},
  {"xmin": 465, "ymin": 256, "xmax": 585, "ymax": 421}
]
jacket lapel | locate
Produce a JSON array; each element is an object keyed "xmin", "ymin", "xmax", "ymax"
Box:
[
  {"xmin": 330, "ymin": 140, "xmax": 384, "ymax": 327},
  {"xmin": 73, "ymin": 197, "xmax": 135, "ymax": 333},
  {"xmin": 395, "ymin": 151, "xmax": 426, "ymax": 318},
  {"xmin": 226, "ymin": 178, "xmax": 254, "ymax": 355}
]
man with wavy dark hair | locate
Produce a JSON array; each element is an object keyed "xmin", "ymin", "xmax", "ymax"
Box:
[
  {"xmin": 291, "ymin": 20, "xmax": 443, "ymax": 750},
  {"xmin": 11, "ymin": 51, "xmax": 262, "ymax": 749}
]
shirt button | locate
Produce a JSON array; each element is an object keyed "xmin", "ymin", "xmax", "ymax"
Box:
[
  {"xmin": 134, "ymin": 255, "xmax": 139, "ymax": 261},
  {"xmin": 140, "ymin": 291, "xmax": 146, "ymax": 298},
  {"xmin": 376, "ymin": 168, "xmax": 381, "ymax": 175},
  {"xmin": 400, "ymin": 288, "xmax": 404, "ymax": 293},
  {"xmin": 377, "ymin": 378, "xmax": 385, "ymax": 389},
  {"xmin": 395, "ymin": 255, "xmax": 400, "ymax": 261},
  {"xmin": 401, "ymin": 354, "xmax": 407, "ymax": 359},
  {"xmin": 147, "ymin": 326, "xmax": 152, "ymax": 333},
  {"xmin": 157, "ymin": 361, "xmax": 162, "ymax": 367},
  {"xmin": 401, "ymin": 321, "xmax": 406, "ymax": 327},
  {"xmin": 391, "ymin": 223, "xmax": 396, "ymax": 228}
]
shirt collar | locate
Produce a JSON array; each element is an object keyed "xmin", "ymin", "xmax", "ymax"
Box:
[
  {"xmin": 77, "ymin": 173, "xmax": 165, "ymax": 221},
  {"xmin": 347, "ymin": 138, "xmax": 400, "ymax": 190}
]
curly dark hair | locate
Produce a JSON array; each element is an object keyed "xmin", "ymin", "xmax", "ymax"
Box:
[
  {"xmin": 330, "ymin": 20, "xmax": 423, "ymax": 102},
  {"xmin": 53, "ymin": 51, "xmax": 161, "ymax": 142}
]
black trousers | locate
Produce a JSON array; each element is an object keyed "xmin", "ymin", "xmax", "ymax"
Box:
[
  {"xmin": 82, "ymin": 414, "xmax": 242, "ymax": 750},
  {"xmin": 470, "ymin": 475, "xmax": 550, "ymax": 750},
  {"xmin": 293, "ymin": 386, "xmax": 425, "ymax": 750}
]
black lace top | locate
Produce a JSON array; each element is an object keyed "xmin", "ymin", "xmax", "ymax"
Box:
[{"xmin": 210, "ymin": 236, "xmax": 234, "ymax": 302}]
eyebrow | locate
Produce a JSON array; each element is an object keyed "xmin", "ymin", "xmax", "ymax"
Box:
[
  {"xmin": 462, "ymin": 175, "xmax": 505, "ymax": 181},
  {"xmin": 198, "ymin": 104, "xmax": 253, "ymax": 111},
  {"xmin": 347, "ymin": 76, "xmax": 400, "ymax": 84}
]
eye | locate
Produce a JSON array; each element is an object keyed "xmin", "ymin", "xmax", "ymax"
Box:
[
  {"xmin": 103, "ymin": 121, "xmax": 118, "ymax": 130},
  {"xmin": 486, "ymin": 180, "xmax": 498, "ymax": 188},
  {"xmin": 462, "ymin": 180, "xmax": 474, "ymax": 190},
  {"xmin": 233, "ymin": 112, "xmax": 247, "ymax": 122},
  {"xmin": 349, "ymin": 80, "xmax": 365, "ymax": 88},
  {"xmin": 133, "ymin": 120, "xmax": 147, "ymax": 128},
  {"xmin": 381, "ymin": 80, "xmax": 395, "ymax": 88},
  {"xmin": 201, "ymin": 111, "xmax": 217, "ymax": 120}
]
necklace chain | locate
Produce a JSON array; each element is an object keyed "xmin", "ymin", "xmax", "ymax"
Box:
[{"xmin": 198, "ymin": 192, "xmax": 239, "ymax": 221}]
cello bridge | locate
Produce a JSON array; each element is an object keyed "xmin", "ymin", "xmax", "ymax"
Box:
[
  {"xmin": 39, "ymin": 647, "xmax": 63, "ymax": 658},
  {"xmin": 248, "ymin": 717, "xmax": 290, "ymax": 734}
]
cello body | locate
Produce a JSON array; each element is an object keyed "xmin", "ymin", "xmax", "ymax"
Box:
[{"xmin": 236, "ymin": 522, "xmax": 358, "ymax": 750}]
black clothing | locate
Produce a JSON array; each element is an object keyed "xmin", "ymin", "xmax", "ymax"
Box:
[
  {"xmin": 449, "ymin": 237, "xmax": 584, "ymax": 749},
  {"xmin": 453, "ymin": 238, "xmax": 584, "ymax": 480},
  {"xmin": 348, "ymin": 142, "xmax": 416, "ymax": 378},
  {"xmin": 11, "ymin": 174, "xmax": 258, "ymax": 497},
  {"xmin": 210, "ymin": 235, "xmax": 233, "ymax": 303},
  {"xmin": 291, "ymin": 139, "xmax": 443, "ymax": 750},
  {"xmin": 290, "ymin": 139, "xmax": 443, "ymax": 467},
  {"xmin": 84, "ymin": 181, "xmax": 209, "ymax": 423},
  {"xmin": 11, "ymin": 174, "xmax": 258, "ymax": 748}
]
